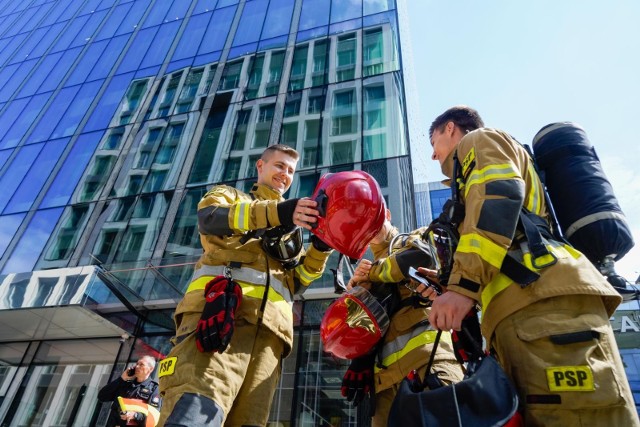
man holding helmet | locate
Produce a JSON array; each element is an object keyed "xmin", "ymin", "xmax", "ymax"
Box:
[{"xmin": 158, "ymin": 144, "xmax": 333, "ymax": 427}]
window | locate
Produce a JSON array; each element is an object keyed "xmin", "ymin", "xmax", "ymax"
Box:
[
  {"xmin": 364, "ymin": 85, "xmax": 385, "ymax": 130},
  {"xmin": 103, "ymin": 128, "xmax": 125, "ymax": 150},
  {"xmin": 245, "ymin": 155, "xmax": 260, "ymax": 179},
  {"xmin": 265, "ymin": 51, "xmax": 285, "ymax": 96},
  {"xmin": 158, "ymin": 73, "xmax": 182, "ymax": 117},
  {"xmin": 331, "ymin": 140, "xmax": 355, "ymax": 164},
  {"xmin": 307, "ymin": 95, "xmax": 324, "ymax": 114},
  {"xmin": 144, "ymin": 170, "xmax": 168, "ymax": 192},
  {"xmin": 119, "ymin": 79, "xmax": 148, "ymax": 125},
  {"xmin": 218, "ymin": 60, "xmax": 243, "ymax": 91},
  {"xmin": 336, "ymin": 34, "xmax": 356, "ymax": 82},
  {"xmin": 284, "ymin": 99, "xmax": 300, "ymax": 117},
  {"xmin": 245, "ymin": 54, "xmax": 265, "ymax": 99},
  {"xmin": 231, "ymin": 109, "xmax": 251, "ymax": 150},
  {"xmin": 223, "ymin": 157, "xmax": 242, "ymax": 181},
  {"xmin": 136, "ymin": 128, "xmax": 163, "ymax": 169},
  {"xmin": 288, "ymin": 45, "xmax": 308, "ymax": 91},
  {"xmin": 331, "ymin": 90, "xmax": 356, "ymax": 136},
  {"xmin": 258, "ymin": 104, "xmax": 275, "ymax": 122},
  {"xmin": 363, "ymin": 134, "xmax": 386, "ymax": 160},
  {"xmin": 155, "ymin": 123, "xmax": 185, "ymax": 164},
  {"xmin": 280, "ymin": 122, "xmax": 298, "ymax": 146},
  {"xmin": 363, "ymin": 28, "xmax": 383, "ymax": 77},
  {"xmin": 254, "ymin": 104, "xmax": 275, "ymax": 148},
  {"xmin": 175, "ymin": 68, "xmax": 204, "ymax": 114},
  {"xmin": 311, "ymin": 40, "xmax": 328, "ymax": 87}
]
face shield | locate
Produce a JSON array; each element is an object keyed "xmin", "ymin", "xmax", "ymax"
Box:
[
  {"xmin": 423, "ymin": 223, "xmax": 459, "ymax": 286},
  {"xmin": 261, "ymin": 225, "xmax": 304, "ymax": 269}
]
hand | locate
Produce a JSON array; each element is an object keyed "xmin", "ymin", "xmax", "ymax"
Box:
[
  {"xmin": 428, "ymin": 291, "xmax": 475, "ymax": 331},
  {"xmin": 347, "ymin": 260, "xmax": 373, "ymax": 291},
  {"xmin": 341, "ymin": 355, "xmax": 375, "ymax": 406},
  {"xmin": 195, "ymin": 276, "xmax": 242, "ymax": 353},
  {"xmin": 414, "ymin": 267, "xmax": 441, "ymax": 300},
  {"xmin": 120, "ymin": 411, "xmax": 135, "ymax": 422},
  {"xmin": 120, "ymin": 366, "xmax": 135, "ymax": 381},
  {"xmin": 292, "ymin": 198, "xmax": 320, "ymax": 230}
]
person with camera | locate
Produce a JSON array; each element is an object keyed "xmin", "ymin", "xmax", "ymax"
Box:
[
  {"xmin": 157, "ymin": 144, "xmax": 333, "ymax": 426},
  {"xmin": 98, "ymin": 355, "xmax": 161, "ymax": 427}
]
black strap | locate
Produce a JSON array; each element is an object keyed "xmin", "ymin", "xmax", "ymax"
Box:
[{"xmin": 421, "ymin": 330, "xmax": 443, "ymax": 388}]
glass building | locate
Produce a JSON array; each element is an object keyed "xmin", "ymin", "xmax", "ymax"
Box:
[{"xmin": 0, "ymin": 0, "xmax": 429, "ymax": 425}]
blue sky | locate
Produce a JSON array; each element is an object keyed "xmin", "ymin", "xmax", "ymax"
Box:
[{"xmin": 406, "ymin": 0, "xmax": 640, "ymax": 280}]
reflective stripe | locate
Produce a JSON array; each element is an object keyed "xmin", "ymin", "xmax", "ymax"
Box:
[
  {"xmin": 481, "ymin": 273, "xmax": 512, "ymax": 309},
  {"xmin": 565, "ymin": 211, "xmax": 629, "ymax": 239},
  {"xmin": 187, "ymin": 265, "xmax": 292, "ymax": 304},
  {"xmin": 464, "ymin": 164, "xmax": 519, "ymax": 197},
  {"xmin": 525, "ymin": 167, "xmax": 543, "ymax": 215},
  {"xmin": 375, "ymin": 326, "xmax": 448, "ymax": 372},
  {"xmin": 295, "ymin": 264, "xmax": 321, "ymax": 286},
  {"xmin": 458, "ymin": 233, "xmax": 507, "ymax": 270},
  {"xmin": 378, "ymin": 258, "xmax": 393, "ymax": 282},
  {"xmin": 233, "ymin": 202, "xmax": 251, "ymax": 232}
]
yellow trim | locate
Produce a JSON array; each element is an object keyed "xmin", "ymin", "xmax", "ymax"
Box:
[
  {"xmin": 525, "ymin": 167, "xmax": 541, "ymax": 214},
  {"xmin": 379, "ymin": 258, "xmax": 393, "ymax": 282},
  {"xmin": 464, "ymin": 163, "xmax": 519, "ymax": 197},
  {"xmin": 376, "ymin": 331, "xmax": 448, "ymax": 372},
  {"xmin": 186, "ymin": 276, "xmax": 266, "ymax": 300},
  {"xmin": 458, "ymin": 233, "xmax": 507, "ymax": 269},
  {"xmin": 295, "ymin": 264, "xmax": 321, "ymax": 285},
  {"xmin": 481, "ymin": 273, "xmax": 512, "ymax": 309},
  {"xmin": 233, "ymin": 202, "xmax": 250, "ymax": 231}
]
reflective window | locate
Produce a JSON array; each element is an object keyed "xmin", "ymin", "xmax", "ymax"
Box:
[
  {"xmin": 363, "ymin": 12, "xmax": 400, "ymax": 73},
  {"xmin": 232, "ymin": 0, "xmax": 268, "ymax": 47},
  {"xmin": 194, "ymin": 0, "xmax": 217, "ymax": 15},
  {"xmin": 17, "ymin": 51, "xmax": 63, "ymax": 98},
  {"xmin": 223, "ymin": 157, "xmax": 242, "ymax": 181},
  {"xmin": 172, "ymin": 12, "xmax": 211, "ymax": 61},
  {"xmin": 261, "ymin": 0, "xmax": 294, "ymax": 40},
  {"xmin": 87, "ymin": 36, "xmax": 130, "ymax": 82},
  {"xmin": 265, "ymin": 50, "xmax": 285, "ymax": 96},
  {"xmin": 142, "ymin": 0, "xmax": 174, "ymax": 28},
  {"xmin": 299, "ymin": 0, "xmax": 330, "ymax": 31},
  {"xmin": 41, "ymin": 132, "xmax": 104, "ymax": 208},
  {"xmin": 0, "ymin": 97, "xmax": 31, "ymax": 149},
  {"xmin": 0, "ymin": 213, "xmax": 25, "ymax": 258},
  {"xmin": 335, "ymin": 33, "xmax": 357, "ymax": 82},
  {"xmin": 231, "ymin": 109, "xmax": 251, "ymax": 151},
  {"xmin": 69, "ymin": 9, "xmax": 108, "ymax": 49},
  {"xmin": 364, "ymin": 0, "xmax": 395, "ymax": 15},
  {"xmin": 37, "ymin": 47, "xmax": 83, "ymax": 94},
  {"xmin": 116, "ymin": 0, "xmax": 151, "ymax": 36},
  {"xmin": 140, "ymin": 21, "xmax": 181, "ymax": 70},
  {"xmin": 94, "ymin": 2, "xmax": 135, "ymax": 40},
  {"xmin": 310, "ymin": 39, "xmax": 329, "ymax": 87},
  {"xmin": 1, "ymin": 207, "xmax": 63, "ymax": 274},
  {"xmin": 75, "ymin": 152, "xmax": 118, "ymax": 202},
  {"xmin": 10, "ymin": 25, "xmax": 51, "ymax": 65},
  {"xmin": 84, "ymin": 196, "xmax": 136, "ymax": 264},
  {"xmin": 120, "ymin": 79, "xmax": 150, "ymax": 124},
  {"xmin": 245, "ymin": 54, "xmax": 265, "ymax": 100},
  {"xmin": 156, "ymin": 73, "xmax": 181, "ymax": 118},
  {"xmin": 284, "ymin": 94, "xmax": 301, "ymax": 117},
  {"xmin": 83, "ymin": 72, "xmax": 135, "ymax": 132},
  {"xmin": 29, "ymin": 22, "xmax": 65, "ymax": 59},
  {"xmin": 174, "ymin": 68, "xmax": 204, "ymax": 114},
  {"xmin": 253, "ymin": 104, "xmax": 274, "ymax": 148},
  {"xmin": 41, "ymin": 0, "xmax": 76, "ymax": 26},
  {"xmin": 0, "ymin": 60, "xmax": 36, "ymax": 102},
  {"xmin": 38, "ymin": 204, "xmax": 93, "ymax": 266},
  {"xmin": 164, "ymin": 187, "xmax": 207, "ymax": 257},
  {"xmin": 0, "ymin": 143, "xmax": 44, "ymax": 213},
  {"xmin": 0, "ymin": 148, "xmax": 9, "ymax": 169},
  {"xmin": 331, "ymin": 89, "xmax": 357, "ymax": 136},
  {"xmin": 50, "ymin": 14, "xmax": 90, "ymax": 53},
  {"xmin": 0, "ymin": 34, "xmax": 27, "ymax": 66},
  {"xmin": 198, "ymin": 6, "xmax": 236, "ymax": 56},
  {"xmin": 117, "ymin": 26, "xmax": 158, "ymax": 74},
  {"xmin": 51, "ymin": 80, "xmax": 103, "ymax": 139},
  {"xmin": 331, "ymin": 0, "xmax": 362, "ymax": 23},
  {"xmin": 218, "ymin": 60, "xmax": 243, "ymax": 91},
  {"xmin": 363, "ymin": 28, "xmax": 383, "ymax": 76},
  {"xmin": 4, "ymin": 138, "xmax": 70, "ymax": 214},
  {"xmin": 288, "ymin": 45, "xmax": 308, "ymax": 91}
]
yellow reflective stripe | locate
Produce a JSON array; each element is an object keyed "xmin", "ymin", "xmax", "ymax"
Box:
[
  {"xmin": 295, "ymin": 264, "xmax": 321, "ymax": 285},
  {"xmin": 375, "ymin": 330, "xmax": 448, "ymax": 373},
  {"xmin": 525, "ymin": 167, "xmax": 542, "ymax": 215},
  {"xmin": 232, "ymin": 202, "xmax": 251, "ymax": 231},
  {"xmin": 464, "ymin": 163, "xmax": 519, "ymax": 197},
  {"xmin": 379, "ymin": 258, "xmax": 393, "ymax": 282},
  {"xmin": 458, "ymin": 233, "xmax": 507, "ymax": 270},
  {"xmin": 481, "ymin": 273, "xmax": 512, "ymax": 309}
]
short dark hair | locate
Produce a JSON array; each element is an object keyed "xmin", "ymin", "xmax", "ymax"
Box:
[
  {"xmin": 429, "ymin": 105, "xmax": 484, "ymax": 138},
  {"xmin": 261, "ymin": 144, "xmax": 299, "ymax": 161}
]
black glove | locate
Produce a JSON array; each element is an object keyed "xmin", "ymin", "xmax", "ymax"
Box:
[
  {"xmin": 310, "ymin": 234, "xmax": 332, "ymax": 252},
  {"xmin": 341, "ymin": 354, "xmax": 375, "ymax": 406},
  {"xmin": 276, "ymin": 198, "xmax": 300, "ymax": 227},
  {"xmin": 451, "ymin": 309, "xmax": 483, "ymax": 363},
  {"xmin": 195, "ymin": 276, "xmax": 242, "ymax": 353}
]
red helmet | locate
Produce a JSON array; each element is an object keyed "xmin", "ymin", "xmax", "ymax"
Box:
[
  {"xmin": 320, "ymin": 286, "xmax": 390, "ymax": 359},
  {"xmin": 310, "ymin": 171, "xmax": 386, "ymax": 260}
]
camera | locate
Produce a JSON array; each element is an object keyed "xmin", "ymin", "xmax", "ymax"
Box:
[{"xmin": 127, "ymin": 366, "xmax": 136, "ymax": 376}]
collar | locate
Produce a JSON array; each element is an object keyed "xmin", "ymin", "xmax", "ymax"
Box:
[
  {"xmin": 251, "ymin": 183, "xmax": 284, "ymax": 201},
  {"xmin": 440, "ymin": 149, "xmax": 456, "ymax": 179}
]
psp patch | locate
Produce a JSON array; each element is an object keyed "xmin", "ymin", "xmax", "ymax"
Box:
[
  {"xmin": 546, "ymin": 365, "xmax": 594, "ymax": 392},
  {"xmin": 158, "ymin": 357, "xmax": 177, "ymax": 378}
]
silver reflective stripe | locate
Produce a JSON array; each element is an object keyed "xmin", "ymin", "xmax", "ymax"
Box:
[
  {"xmin": 192, "ymin": 265, "xmax": 292, "ymax": 303},
  {"xmin": 565, "ymin": 211, "xmax": 629, "ymax": 239},
  {"xmin": 379, "ymin": 323, "xmax": 434, "ymax": 361}
]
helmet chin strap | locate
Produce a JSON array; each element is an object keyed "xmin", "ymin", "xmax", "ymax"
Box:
[{"xmin": 331, "ymin": 253, "xmax": 356, "ymax": 294}]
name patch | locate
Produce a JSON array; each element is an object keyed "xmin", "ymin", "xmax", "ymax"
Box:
[
  {"xmin": 546, "ymin": 365, "xmax": 594, "ymax": 392},
  {"xmin": 461, "ymin": 147, "xmax": 476, "ymax": 177},
  {"xmin": 158, "ymin": 357, "xmax": 177, "ymax": 378}
]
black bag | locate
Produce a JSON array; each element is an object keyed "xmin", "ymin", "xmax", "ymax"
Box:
[{"xmin": 388, "ymin": 330, "xmax": 520, "ymax": 427}]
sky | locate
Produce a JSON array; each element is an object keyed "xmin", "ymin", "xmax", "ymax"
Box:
[{"xmin": 405, "ymin": 0, "xmax": 640, "ymax": 280}]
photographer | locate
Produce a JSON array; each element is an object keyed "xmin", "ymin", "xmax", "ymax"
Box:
[{"xmin": 98, "ymin": 355, "xmax": 161, "ymax": 427}]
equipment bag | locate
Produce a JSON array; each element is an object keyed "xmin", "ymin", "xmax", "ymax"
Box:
[{"xmin": 532, "ymin": 122, "xmax": 634, "ymax": 267}]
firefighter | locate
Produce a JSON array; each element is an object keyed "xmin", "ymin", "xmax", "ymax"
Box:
[
  {"xmin": 420, "ymin": 105, "xmax": 639, "ymax": 426},
  {"xmin": 157, "ymin": 144, "xmax": 333, "ymax": 427},
  {"xmin": 341, "ymin": 212, "xmax": 464, "ymax": 427}
]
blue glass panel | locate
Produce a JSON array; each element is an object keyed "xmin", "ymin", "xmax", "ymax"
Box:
[
  {"xmin": 363, "ymin": 0, "xmax": 395, "ymax": 15},
  {"xmin": 23, "ymin": 3, "xmax": 56, "ymax": 33},
  {"xmin": 117, "ymin": 26, "xmax": 158, "ymax": 74},
  {"xmin": 0, "ymin": 93, "xmax": 49, "ymax": 150},
  {"xmin": 261, "ymin": 0, "xmax": 293, "ymax": 40},
  {"xmin": 41, "ymin": 131, "xmax": 103, "ymax": 208},
  {"xmin": 0, "ymin": 63, "xmax": 20, "ymax": 95},
  {"xmin": 135, "ymin": 66, "xmax": 161, "ymax": 78},
  {"xmin": 59, "ymin": 0, "xmax": 87, "ymax": 21},
  {"xmin": 0, "ymin": 143, "xmax": 44, "ymax": 213},
  {"xmin": 4, "ymin": 138, "xmax": 70, "ymax": 214},
  {"xmin": 232, "ymin": 0, "xmax": 268, "ymax": 47},
  {"xmin": 197, "ymin": 6, "xmax": 235, "ymax": 55},
  {"xmin": 95, "ymin": 2, "xmax": 134, "ymax": 41},
  {"xmin": 98, "ymin": 0, "xmax": 119, "ymax": 11},
  {"xmin": 116, "ymin": 0, "xmax": 151, "ymax": 36},
  {"xmin": 28, "ymin": 85, "xmax": 81, "ymax": 143},
  {"xmin": 228, "ymin": 43, "xmax": 257, "ymax": 59},
  {"xmin": 9, "ymin": 27, "xmax": 49, "ymax": 65},
  {"xmin": 42, "ymin": 0, "xmax": 74, "ymax": 26},
  {"xmin": 0, "ymin": 97, "xmax": 29, "ymax": 146},
  {"xmin": 329, "ymin": 18, "xmax": 362, "ymax": 35},
  {"xmin": 82, "ymin": 72, "xmax": 134, "ymax": 132},
  {"xmin": 194, "ymin": 0, "xmax": 217, "ymax": 14},
  {"xmin": 0, "ymin": 148, "xmax": 9, "ymax": 169},
  {"xmin": 299, "ymin": 0, "xmax": 329, "ymax": 31},
  {"xmin": 167, "ymin": 58, "xmax": 194, "ymax": 73},
  {"xmin": 258, "ymin": 35, "xmax": 287, "ymax": 52},
  {"xmin": 52, "ymin": 80, "xmax": 103, "ymax": 139},
  {"xmin": 0, "ymin": 213, "xmax": 25, "ymax": 258},
  {"xmin": 296, "ymin": 26, "xmax": 327, "ymax": 42},
  {"xmin": 193, "ymin": 51, "xmax": 220, "ymax": 66},
  {"xmin": 0, "ymin": 13, "xmax": 20, "ymax": 36},
  {"xmin": 88, "ymin": 35, "xmax": 130, "ymax": 81},
  {"xmin": 331, "ymin": 0, "xmax": 362, "ymax": 23},
  {"xmin": 1, "ymin": 207, "xmax": 64, "ymax": 274},
  {"xmin": 70, "ymin": 9, "xmax": 108, "ymax": 48},
  {"xmin": 363, "ymin": 10, "xmax": 395, "ymax": 26},
  {"xmin": 166, "ymin": 0, "xmax": 190, "ymax": 20},
  {"xmin": 142, "ymin": 0, "xmax": 174, "ymax": 28},
  {"xmin": 37, "ymin": 48, "xmax": 83, "ymax": 94},
  {"xmin": 65, "ymin": 39, "xmax": 110, "ymax": 86},
  {"xmin": 5, "ymin": 7, "xmax": 37, "ymax": 37},
  {"xmin": 79, "ymin": 0, "xmax": 105, "ymax": 16},
  {"xmin": 0, "ymin": 33, "xmax": 27, "ymax": 66},
  {"xmin": 50, "ymin": 15, "xmax": 90, "ymax": 53},
  {"xmin": 29, "ymin": 22, "xmax": 66, "ymax": 59},
  {"xmin": 140, "ymin": 20, "xmax": 180, "ymax": 69},
  {"xmin": 217, "ymin": 0, "xmax": 239, "ymax": 7},
  {"xmin": 171, "ymin": 12, "xmax": 211, "ymax": 61},
  {"xmin": 0, "ymin": 60, "xmax": 36, "ymax": 102}
]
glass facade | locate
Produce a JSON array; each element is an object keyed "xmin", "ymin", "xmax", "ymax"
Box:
[{"xmin": 0, "ymin": 1, "xmax": 636, "ymax": 425}]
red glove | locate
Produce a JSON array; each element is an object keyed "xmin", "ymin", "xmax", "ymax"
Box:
[
  {"xmin": 341, "ymin": 355, "xmax": 375, "ymax": 406},
  {"xmin": 195, "ymin": 276, "xmax": 242, "ymax": 353}
]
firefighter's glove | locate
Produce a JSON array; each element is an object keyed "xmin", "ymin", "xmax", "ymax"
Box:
[
  {"xmin": 451, "ymin": 309, "xmax": 484, "ymax": 363},
  {"xmin": 341, "ymin": 354, "xmax": 375, "ymax": 406},
  {"xmin": 195, "ymin": 276, "xmax": 242, "ymax": 353},
  {"xmin": 277, "ymin": 198, "xmax": 300, "ymax": 228},
  {"xmin": 310, "ymin": 235, "xmax": 332, "ymax": 252}
]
